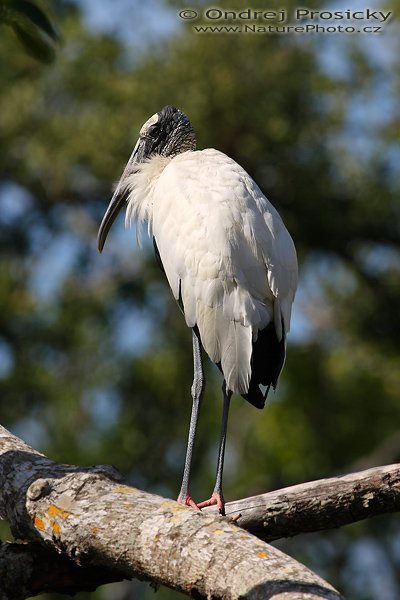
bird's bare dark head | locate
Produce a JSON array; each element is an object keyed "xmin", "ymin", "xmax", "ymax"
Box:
[{"xmin": 139, "ymin": 106, "xmax": 196, "ymax": 158}]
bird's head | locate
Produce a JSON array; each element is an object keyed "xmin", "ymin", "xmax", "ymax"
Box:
[
  {"xmin": 139, "ymin": 105, "xmax": 196, "ymax": 158},
  {"xmin": 97, "ymin": 106, "xmax": 196, "ymax": 252}
]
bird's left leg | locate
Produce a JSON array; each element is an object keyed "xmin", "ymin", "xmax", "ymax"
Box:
[
  {"xmin": 177, "ymin": 330, "xmax": 205, "ymax": 510},
  {"xmin": 197, "ymin": 382, "xmax": 232, "ymax": 516}
]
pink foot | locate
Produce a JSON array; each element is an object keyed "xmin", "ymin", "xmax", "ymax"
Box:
[
  {"xmin": 197, "ymin": 491, "xmax": 226, "ymax": 516},
  {"xmin": 177, "ymin": 492, "xmax": 201, "ymax": 510}
]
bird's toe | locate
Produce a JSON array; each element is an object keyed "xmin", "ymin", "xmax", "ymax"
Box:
[
  {"xmin": 197, "ymin": 491, "xmax": 226, "ymax": 515},
  {"xmin": 177, "ymin": 493, "xmax": 201, "ymax": 510}
]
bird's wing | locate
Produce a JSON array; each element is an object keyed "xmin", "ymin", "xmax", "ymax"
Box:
[
  {"xmin": 245, "ymin": 174, "xmax": 298, "ymax": 337},
  {"xmin": 149, "ymin": 148, "xmax": 297, "ymax": 394}
]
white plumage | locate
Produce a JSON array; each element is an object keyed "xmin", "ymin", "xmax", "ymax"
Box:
[
  {"xmin": 123, "ymin": 148, "xmax": 297, "ymax": 395},
  {"xmin": 97, "ymin": 106, "xmax": 298, "ymax": 513}
]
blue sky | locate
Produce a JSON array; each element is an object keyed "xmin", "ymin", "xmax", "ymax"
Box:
[{"xmin": 76, "ymin": 0, "xmax": 179, "ymax": 44}]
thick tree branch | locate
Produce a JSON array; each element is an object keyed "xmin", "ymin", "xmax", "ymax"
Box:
[
  {"xmin": 0, "ymin": 424, "xmax": 342, "ymax": 600},
  {"xmin": 0, "ymin": 541, "xmax": 124, "ymax": 599},
  {"xmin": 206, "ymin": 463, "xmax": 400, "ymax": 542}
]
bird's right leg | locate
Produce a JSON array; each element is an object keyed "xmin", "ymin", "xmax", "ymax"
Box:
[
  {"xmin": 197, "ymin": 382, "xmax": 231, "ymax": 515},
  {"xmin": 177, "ymin": 329, "xmax": 205, "ymax": 509}
]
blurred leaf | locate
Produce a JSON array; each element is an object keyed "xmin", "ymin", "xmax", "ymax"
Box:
[
  {"xmin": 0, "ymin": 0, "xmax": 59, "ymax": 62},
  {"xmin": 12, "ymin": 21, "xmax": 54, "ymax": 62},
  {"xmin": 3, "ymin": 0, "xmax": 59, "ymax": 39}
]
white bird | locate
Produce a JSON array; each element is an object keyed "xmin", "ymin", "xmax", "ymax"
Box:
[{"xmin": 98, "ymin": 106, "xmax": 298, "ymax": 515}]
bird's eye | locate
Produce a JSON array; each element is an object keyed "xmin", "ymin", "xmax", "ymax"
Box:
[{"xmin": 148, "ymin": 123, "xmax": 160, "ymax": 136}]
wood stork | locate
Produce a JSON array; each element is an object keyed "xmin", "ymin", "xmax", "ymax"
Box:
[{"xmin": 97, "ymin": 106, "xmax": 298, "ymax": 515}]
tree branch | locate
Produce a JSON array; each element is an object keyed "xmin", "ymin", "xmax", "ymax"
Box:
[
  {"xmin": 0, "ymin": 424, "xmax": 342, "ymax": 600},
  {"xmin": 0, "ymin": 541, "xmax": 124, "ymax": 599},
  {"xmin": 205, "ymin": 463, "xmax": 400, "ymax": 542}
]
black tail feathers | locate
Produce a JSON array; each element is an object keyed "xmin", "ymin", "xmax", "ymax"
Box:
[{"xmin": 241, "ymin": 322, "xmax": 286, "ymax": 409}]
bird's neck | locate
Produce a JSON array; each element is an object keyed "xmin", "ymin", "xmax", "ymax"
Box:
[{"xmin": 124, "ymin": 154, "xmax": 171, "ymax": 242}]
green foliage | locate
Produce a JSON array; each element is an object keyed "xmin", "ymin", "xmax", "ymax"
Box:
[
  {"xmin": 0, "ymin": 1, "xmax": 399, "ymax": 598},
  {"xmin": 0, "ymin": 0, "xmax": 59, "ymax": 62}
]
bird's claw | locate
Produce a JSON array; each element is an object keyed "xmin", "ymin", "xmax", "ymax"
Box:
[
  {"xmin": 177, "ymin": 493, "xmax": 201, "ymax": 510},
  {"xmin": 197, "ymin": 491, "xmax": 226, "ymax": 516},
  {"xmin": 177, "ymin": 491, "xmax": 226, "ymax": 515}
]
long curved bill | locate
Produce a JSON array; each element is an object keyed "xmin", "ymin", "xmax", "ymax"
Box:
[{"xmin": 97, "ymin": 137, "xmax": 149, "ymax": 252}]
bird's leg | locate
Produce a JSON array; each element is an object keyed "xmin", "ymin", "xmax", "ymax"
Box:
[
  {"xmin": 177, "ymin": 330, "xmax": 205, "ymax": 510},
  {"xmin": 197, "ymin": 382, "xmax": 232, "ymax": 516}
]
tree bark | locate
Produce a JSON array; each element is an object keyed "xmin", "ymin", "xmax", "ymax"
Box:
[
  {"xmin": 0, "ymin": 541, "xmax": 124, "ymax": 599},
  {"xmin": 0, "ymin": 424, "xmax": 343, "ymax": 600},
  {"xmin": 205, "ymin": 463, "xmax": 400, "ymax": 541}
]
